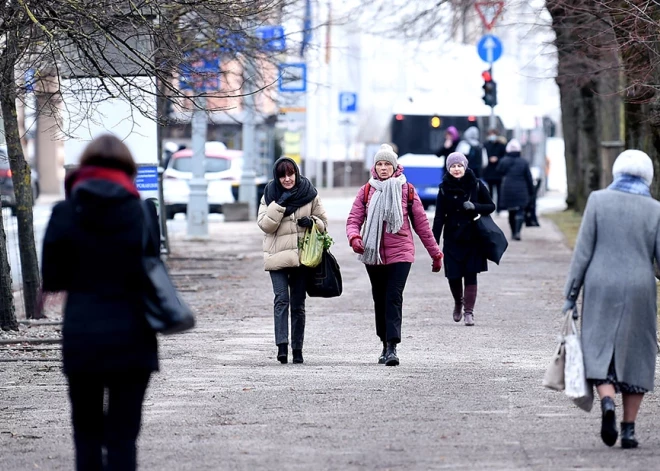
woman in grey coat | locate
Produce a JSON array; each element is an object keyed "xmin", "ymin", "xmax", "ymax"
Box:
[{"xmin": 562, "ymin": 149, "xmax": 660, "ymax": 449}]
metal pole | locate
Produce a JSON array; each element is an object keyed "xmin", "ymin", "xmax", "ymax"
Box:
[
  {"xmin": 239, "ymin": 59, "xmax": 257, "ymax": 219},
  {"xmin": 489, "ymin": 65, "xmax": 496, "ymax": 129},
  {"xmin": 187, "ymin": 95, "xmax": 209, "ymax": 237}
]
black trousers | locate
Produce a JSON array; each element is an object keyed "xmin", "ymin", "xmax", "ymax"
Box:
[
  {"xmin": 484, "ymin": 179, "xmax": 501, "ymax": 211},
  {"xmin": 269, "ymin": 267, "xmax": 307, "ymax": 349},
  {"xmin": 67, "ymin": 370, "xmax": 151, "ymax": 471},
  {"xmin": 365, "ymin": 262, "xmax": 412, "ymax": 344}
]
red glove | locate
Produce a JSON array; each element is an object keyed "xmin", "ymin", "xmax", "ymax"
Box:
[
  {"xmin": 432, "ymin": 255, "xmax": 443, "ymax": 272},
  {"xmin": 350, "ymin": 236, "xmax": 365, "ymax": 254}
]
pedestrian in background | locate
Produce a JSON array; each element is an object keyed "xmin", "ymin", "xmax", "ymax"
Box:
[
  {"xmin": 432, "ymin": 152, "xmax": 495, "ymax": 326},
  {"xmin": 563, "ymin": 149, "xmax": 660, "ymax": 449},
  {"xmin": 482, "ymin": 128, "xmax": 506, "ymax": 211},
  {"xmin": 41, "ymin": 134, "xmax": 159, "ymax": 471},
  {"xmin": 497, "ymin": 138, "xmax": 534, "ymax": 240},
  {"xmin": 346, "ymin": 144, "xmax": 443, "ymax": 366},
  {"xmin": 258, "ymin": 157, "xmax": 328, "ymax": 365},
  {"xmin": 436, "ymin": 126, "xmax": 461, "ymax": 158},
  {"xmin": 456, "ymin": 126, "xmax": 484, "ymax": 179}
]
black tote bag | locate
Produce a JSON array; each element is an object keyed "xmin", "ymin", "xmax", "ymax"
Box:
[
  {"xmin": 474, "ymin": 214, "xmax": 508, "ymax": 265},
  {"xmin": 306, "ymin": 248, "xmax": 343, "ymax": 298},
  {"xmin": 141, "ymin": 202, "xmax": 196, "ymax": 335}
]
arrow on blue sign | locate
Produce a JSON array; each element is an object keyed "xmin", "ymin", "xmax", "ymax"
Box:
[{"xmin": 477, "ymin": 34, "xmax": 503, "ymax": 64}]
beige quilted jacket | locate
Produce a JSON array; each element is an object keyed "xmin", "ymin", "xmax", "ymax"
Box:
[{"xmin": 257, "ymin": 195, "xmax": 328, "ymax": 271}]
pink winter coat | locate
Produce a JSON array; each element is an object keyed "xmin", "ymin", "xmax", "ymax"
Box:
[{"xmin": 346, "ymin": 167, "xmax": 443, "ymax": 265}]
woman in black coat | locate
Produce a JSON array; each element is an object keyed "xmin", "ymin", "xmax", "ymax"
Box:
[
  {"xmin": 433, "ymin": 152, "xmax": 495, "ymax": 327},
  {"xmin": 497, "ymin": 138, "xmax": 535, "ymax": 240},
  {"xmin": 41, "ymin": 134, "xmax": 159, "ymax": 471}
]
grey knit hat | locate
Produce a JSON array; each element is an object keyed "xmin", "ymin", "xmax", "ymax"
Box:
[
  {"xmin": 373, "ymin": 144, "xmax": 398, "ymax": 168},
  {"xmin": 446, "ymin": 152, "xmax": 468, "ymax": 169}
]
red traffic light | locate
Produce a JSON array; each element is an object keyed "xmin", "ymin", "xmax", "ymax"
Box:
[{"xmin": 481, "ymin": 70, "xmax": 492, "ymax": 81}]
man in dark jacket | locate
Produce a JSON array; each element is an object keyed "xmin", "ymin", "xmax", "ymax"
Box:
[
  {"xmin": 497, "ymin": 139, "xmax": 535, "ymax": 240},
  {"xmin": 482, "ymin": 129, "xmax": 506, "ymax": 211}
]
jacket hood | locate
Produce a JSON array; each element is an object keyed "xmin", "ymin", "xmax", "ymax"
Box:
[
  {"xmin": 71, "ymin": 180, "xmax": 140, "ymax": 233},
  {"xmin": 463, "ymin": 126, "xmax": 480, "ymax": 146}
]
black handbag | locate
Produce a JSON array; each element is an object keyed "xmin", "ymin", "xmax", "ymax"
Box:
[
  {"xmin": 306, "ymin": 248, "xmax": 343, "ymax": 298},
  {"xmin": 474, "ymin": 213, "xmax": 508, "ymax": 265},
  {"xmin": 140, "ymin": 202, "xmax": 196, "ymax": 335}
]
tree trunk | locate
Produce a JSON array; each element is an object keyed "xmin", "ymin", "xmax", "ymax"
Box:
[
  {"xmin": 578, "ymin": 82, "xmax": 600, "ymax": 205},
  {"xmin": 558, "ymin": 83, "xmax": 582, "ymax": 210},
  {"xmin": 0, "ymin": 52, "xmax": 41, "ymax": 319},
  {"xmin": 0, "ymin": 201, "xmax": 18, "ymax": 330}
]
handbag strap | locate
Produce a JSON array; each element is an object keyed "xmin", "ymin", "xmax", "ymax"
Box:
[{"xmin": 140, "ymin": 200, "xmax": 158, "ymax": 254}]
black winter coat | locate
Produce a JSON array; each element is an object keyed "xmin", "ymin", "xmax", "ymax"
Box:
[
  {"xmin": 432, "ymin": 170, "xmax": 496, "ymax": 278},
  {"xmin": 42, "ymin": 180, "xmax": 160, "ymax": 376},
  {"xmin": 482, "ymin": 140, "xmax": 506, "ymax": 181},
  {"xmin": 497, "ymin": 152, "xmax": 535, "ymax": 210}
]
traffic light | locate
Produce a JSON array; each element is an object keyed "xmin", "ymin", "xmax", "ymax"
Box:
[{"xmin": 482, "ymin": 70, "xmax": 497, "ymax": 107}]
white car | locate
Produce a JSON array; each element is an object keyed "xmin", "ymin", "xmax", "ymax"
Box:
[{"xmin": 163, "ymin": 142, "xmax": 241, "ymax": 219}]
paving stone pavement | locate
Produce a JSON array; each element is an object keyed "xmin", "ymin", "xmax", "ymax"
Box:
[{"xmin": 1, "ymin": 210, "xmax": 659, "ymax": 470}]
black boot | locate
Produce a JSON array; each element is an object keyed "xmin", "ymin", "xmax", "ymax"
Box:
[
  {"xmin": 385, "ymin": 341, "xmax": 399, "ymax": 366},
  {"xmin": 463, "ymin": 285, "xmax": 477, "ymax": 326},
  {"xmin": 513, "ymin": 211, "xmax": 524, "ymax": 241},
  {"xmin": 621, "ymin": 422, "xmax": 638, "ymax": 449},
  {"xmin": 378, "ymin": 341, "xmax": 387, "ymax": 364},
  {"xmin": 600, "ymin": 396, "xmax": 618, "ymax": 447},
  {"xmin": 292, "ymin": 349, "xmax": 304, "ymax": 364},
  {"xmin": 277, "ymin": 343, "xmax": 288, "ymax": 364}
]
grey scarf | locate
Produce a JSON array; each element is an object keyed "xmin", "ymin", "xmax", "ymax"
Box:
[{"xmin": 359, "ymin": 174, "xmax": 407, "ymax": 265}]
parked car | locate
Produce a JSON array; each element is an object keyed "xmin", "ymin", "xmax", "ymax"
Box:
[
  {"xmin": 163, "ymin": 142, "xmax": 239, "ymax": 219},
  {"xmin": 0, "ymin": 146, "xmax": 40, "ymax": 216}
]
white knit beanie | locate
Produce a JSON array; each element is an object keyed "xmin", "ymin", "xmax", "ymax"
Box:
[
  {"xmin": 612, "ymin": 149, "xmax": 654, "ymax": 186},
  {"xmin": 373, "ymin": 144, "xmax": 398, "ymax": 168}
]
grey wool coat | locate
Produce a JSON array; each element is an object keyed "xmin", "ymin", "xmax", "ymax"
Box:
[{"xmin": 565, "ymin": 189, "xmax": 660, "ymax": 391}]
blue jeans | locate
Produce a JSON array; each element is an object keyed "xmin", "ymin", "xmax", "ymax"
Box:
[{"xmin": 270, "ymin": 267, "xmax": 307, "ymax": 349}]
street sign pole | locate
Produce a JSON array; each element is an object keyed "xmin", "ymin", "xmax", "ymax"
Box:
[
  {"xmin": 239, "ymin": 58, "xmax": 257, "ymax": 220},
  {"xmin": 187, "ymin": 94, "xmax": 209, "ymax": 238}
]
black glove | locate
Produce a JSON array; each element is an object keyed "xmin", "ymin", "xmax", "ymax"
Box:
[
  {"xmin": 297, "ymin": 216, "xmax": 314, "ymax": 228},
  {"xmin": 277, "ymin": 191, "xmax": 292, "ymax": 206},
  {"xmin": 562, "ymin": 299, "xmax": 576, "ymax": 314},
  {"xmin": 463, "ymin": 201, "xmax": 475, "ymax": 211}
]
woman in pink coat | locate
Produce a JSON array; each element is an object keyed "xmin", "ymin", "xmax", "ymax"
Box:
[{"xmin": 346, "ymin": 144, "xmax": 444, "ymax": 366}]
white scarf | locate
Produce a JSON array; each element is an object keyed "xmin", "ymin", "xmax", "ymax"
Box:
[{"xmin": 359, "ymin": 174, "xmax": 407, "ymax": 265}]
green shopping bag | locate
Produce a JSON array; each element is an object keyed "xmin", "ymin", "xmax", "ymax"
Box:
[{"xmin": 299, "ymin": 223, "xmax": 324, "ymax": 268}]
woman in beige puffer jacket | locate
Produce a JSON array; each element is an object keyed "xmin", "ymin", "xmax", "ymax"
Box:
[{"xmin": 258, "ymin": 157, "xmax": 328, "ymax": 365}]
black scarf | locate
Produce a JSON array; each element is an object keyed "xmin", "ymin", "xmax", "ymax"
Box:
[
  {"xmin": 442, "ymin": 168, "xmax": 478, "ymax": 199},
  {"xmin": 263, "ymin": 157, "xmax": 318, "ymax": 216}
]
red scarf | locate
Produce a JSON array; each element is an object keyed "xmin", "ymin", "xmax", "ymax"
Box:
[{"xmin": 65, "ymin": 166, "xmax": 140, "ymax": 198}]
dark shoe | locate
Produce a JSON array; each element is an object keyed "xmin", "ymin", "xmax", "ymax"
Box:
[
  {"xmin": 600, "ymin": 397, "xmax": 618, "ymax": 447},
  {"xmin": 277, "ymin": 344, "xmax": 288, "ymax": 364},
  {"xmin": 378, "ymin": 342, "xmax": 387, "ymax": 364},
  {"xmin": 452, "ymin": 301, "xmax": 463, "ymax": 322},
  {"xmin": 292, "ymin": 349, "xmax": 304, "ymax": 364},
  {"xmin": 385, "ymin": 342, "xmax": 399, "ymax": 366},
  {"xmin": 512, "ymin": 232, "xmax": 521, "ymax": 241},
  {"xmin": 621, "ymin": 422, "xmax": 638, "ymax": 449}
]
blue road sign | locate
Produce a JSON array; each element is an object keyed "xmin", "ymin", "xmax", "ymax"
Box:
[
  {"xmin": 179, "ymin": 50, "xmax": 221, "ymax": 92},
  {"xmin": 135, "ymin": 166, "xmax": 159, "ymax": 192},
  {"xmin": 256, "ymin": 25, "xmax": 286, "ymax": 52},
  {"xmin": 278, "ymin": 63, "xmax": 307, "ymax": 92},
  {"xmin": 339, "ymin": 92, "xmax": 357, "ymax": 113},
  {"xmin": 477, "ymin": 34, "xmax": 503, "ymax": 63}
]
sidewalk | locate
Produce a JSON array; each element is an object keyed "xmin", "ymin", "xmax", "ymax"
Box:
[{"xmin": 1, "ymin": 212, "xmax": 659, "ymax": 470}]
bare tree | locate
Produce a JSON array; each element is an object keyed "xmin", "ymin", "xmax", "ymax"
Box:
[{"xmin": 0, "ymin": 0, "xmax": 297, "ymax": 317}]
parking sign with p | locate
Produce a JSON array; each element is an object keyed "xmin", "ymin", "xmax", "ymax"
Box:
[{"xmin": 339, "ymin": 92, "xmax": 357, "ymax": 113}]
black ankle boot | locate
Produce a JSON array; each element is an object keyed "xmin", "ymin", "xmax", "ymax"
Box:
[
  {"xmin": 292, "ymin": 349, "xmax": 304, "ymax": 364},
  {"xmin": 277, "ymin": 344, "xmax": 288, "ymax": 364},
  {"xmin": 600, "ymin": 397, "xmax": 618, "ymax": 447},
  {"xmin": 385, "ymin": 342, "xmax": 399, "ymax": 366},
  {"xmin": 378, "ymin": 342, "xmax": 387, "ymax": 364},
  {"xmin": 621, "ymin": 422, "xmax": 638, "ymax": 449}
]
